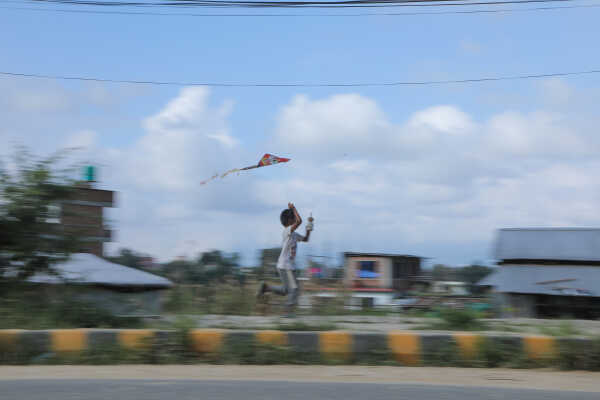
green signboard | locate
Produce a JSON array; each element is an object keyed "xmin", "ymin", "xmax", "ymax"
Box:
[{"xmin": 83, "ymin": 165, "xmax": 96, "ymax": 182}]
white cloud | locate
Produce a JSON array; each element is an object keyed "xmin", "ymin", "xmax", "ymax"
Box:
[
  {"xmin": 118, "ymin": 86, "xmax": 239, "ymax": 191},
  {"xmin": 328, "ymin": 159, "xmax": 369, "ymax": 173},
  {"xmin": 65, "ymin": 130, "xmax": 97, "ymax": 150},
  {"xmin": 4, "ymin": 78, "xmax": 600, "ymax": 265},
  {"xmin": 485, "ymin": 110, "xmax": 590, "ymax": 157},
  {"xmin": 408, "ymin": 105, "xmax": 475, "ymax": 135},
  {"xmin": 274, "ymin": 93, "xmax": 390, "ymax": 159},
  {"xmin": 257, "ymin": 87, "xmax": 600, "ymax": 262}
]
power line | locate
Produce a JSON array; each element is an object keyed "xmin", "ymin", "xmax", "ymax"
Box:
[
  {"xmin": 3, "ymin": 2, "xmax": 599, "ymax": 15},
  {"xmin": 1, "ymin": 69, "xmax": 600, "ymax": 88},
  {"xmin": 18, "ymin": 0, "xmax": 582, "ymax": 8}
]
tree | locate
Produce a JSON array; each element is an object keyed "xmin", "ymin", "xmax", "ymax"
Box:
[
  {"xmin": 163, "ymin": 250, "xmax": 241, "ymax": 284},
  {"xmin": 457, "ymin": 264, "xmax": 494, "ymax": 295},
  {"xmin": 198, "ymin": 250, "xmax": 240, "ymax": 283},
  {"xmin": 107, "ymin": 248, "xmax": 145, "ymax": 269},
  {"xmin": 0, "ymin": 149, "xmax": 79, "ymax": 281},
  {"xmin": 431, "ymin": 264, "xmax": 457, "ymax": 281}
]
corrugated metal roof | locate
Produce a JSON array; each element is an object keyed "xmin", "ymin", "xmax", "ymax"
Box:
[
  {"xmin": 27, "ymin": 253, "xmax": 172, "ymax": 288},
  {"xmin": 495, "ymin": 228, "xmax": 600, "ymax": 262},
  {"xmin": 478, "ymin": 264, "xmax": 600, "ymax": 297}
]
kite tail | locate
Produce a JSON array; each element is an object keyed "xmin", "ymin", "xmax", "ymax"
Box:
[
  {"xmin": 199, "ymin": 173, "xmax": 219, "ymax": 185},
  {"xmin": 220, "ymin": 168, "xmax": 240, "ymax": 179},
  {"xmin": 200, "ymin": 168, "xmax": 241, "ymax": 185}
]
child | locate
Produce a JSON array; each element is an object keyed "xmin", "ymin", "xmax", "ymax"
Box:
[{"xmin": 257, "ymin": 202, "xmax": 312, "ymax": 317}]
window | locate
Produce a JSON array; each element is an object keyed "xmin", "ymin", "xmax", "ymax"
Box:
[
  {"xmin": 46, "ymin": 204, "xmax": 61, "ymax": 224},
  {"xmin": 360, "ymin": 261, "xmax": 376, "ymax": 272},
  {"xmin": 357, "ymin": 261, "xmax": 380, "ymax": 279}
]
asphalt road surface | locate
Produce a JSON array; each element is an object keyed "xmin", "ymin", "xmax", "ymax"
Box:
[{"xmin": 0, "ymin": 380, "xmax": 597, "ymax": 400}]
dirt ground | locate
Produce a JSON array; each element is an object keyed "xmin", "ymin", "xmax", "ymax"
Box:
[
  {"xmin": 160, "ymin": 314, "xmax": 600, "ymax": 336},
  {"xmin": 1, "ymin": 365, "xmax": 599, "ymax": 392}
]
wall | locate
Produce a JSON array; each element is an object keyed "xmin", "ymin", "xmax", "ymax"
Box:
[
  {"xmin": 47, "ymin": 286, "xmax": 165, "ymax": 317},
  {"xmin": 60, "ymin": 186, "xmax": 114, "ymax": 257},
  {"xmin": 344, "ymin": 256, "xmax": 392, "ymax": 289}
]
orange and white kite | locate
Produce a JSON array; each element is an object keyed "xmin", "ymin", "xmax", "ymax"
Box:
[{"xmin": 200, "ymin": 153, "xmax": 290, "ymax": 185}]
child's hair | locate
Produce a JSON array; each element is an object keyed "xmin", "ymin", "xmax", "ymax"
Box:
[{"xmin": 280, "ymin": 209, "xmax": 294, "ymax": 227}]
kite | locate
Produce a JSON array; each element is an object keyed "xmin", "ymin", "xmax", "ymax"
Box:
[{"xmin": 200, "ymin": 153, "xmax": 290, "ymax": 185}]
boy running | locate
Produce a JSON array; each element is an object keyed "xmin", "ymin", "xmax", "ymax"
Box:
[{"xmin": 257, "ymin": 202, "xmax": 312, "ymax": 317}]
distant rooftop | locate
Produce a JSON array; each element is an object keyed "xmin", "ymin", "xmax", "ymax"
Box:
[
  {"xmin": 495, "ymin": 228, "xmax": 600, "ymax": 262},
  {"xmin": 344, "ymin": 252, "xmax": 422, "ymax": 259},
  {"xmin": 27, "ymin": 253, "xmax": 173, "ymax": 288},
  {"xmin": 478, "ymin": 264, "xmax": 600, "ymax": 297}
]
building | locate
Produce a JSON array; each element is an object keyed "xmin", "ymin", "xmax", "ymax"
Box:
[
  {"xmin": 432, "ymin": 281, "xmax": 469, "ymax": 296},
  {"xmin": 59, "ymin": 179, "xmax": 115, "ymax": 257},
  {"xmin": 479, "ymin": 228, "xmax": 600, "ymax": 319},
  {"xmin": 342, "ymin": 252, "xmax": 424, "ymax": 307},
  {"xmin": 27, "ymin": 253, "xmax": 173, "ymax": 317}
]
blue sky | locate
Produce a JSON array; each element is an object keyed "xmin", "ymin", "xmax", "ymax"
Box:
[{"xmin": 2, "ymin": 2, "xmax": 600, "ymax": 267}]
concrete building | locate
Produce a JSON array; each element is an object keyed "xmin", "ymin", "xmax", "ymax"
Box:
[
  {"xmin": 28, "ymin": 253, "xmax": 173, "ymax": 317},
  {"xmin": 432, "ymin": 281, "xmax": 469, "ymax": 296},
  {"xmin": 342, "ymin": 252, "xmax": 424, "ymax": 307},
  {"xmin": 60, "ymin": 180, "xmax": 115, "ymax": 257},
  {"xmin": 480, "ymin": 228, "xmax": 600, "ymax": 319}
]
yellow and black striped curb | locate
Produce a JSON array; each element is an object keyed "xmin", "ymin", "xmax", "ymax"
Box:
[{"xmin": 0, "ymin": 329, "xmax": 572, "ymax": 364}]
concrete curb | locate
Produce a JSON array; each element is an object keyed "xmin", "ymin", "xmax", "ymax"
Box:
[{"xmin": 0, "ymin": 329, "xmax": 580, "ymax": 365}]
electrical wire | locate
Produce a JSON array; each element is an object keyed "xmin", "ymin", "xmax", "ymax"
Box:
[
  {"xmin": 3, "ymin": 2, "xmax": 599, "ymax": 15},
  {"xmin": 16, "ymin": 0, "xmax": 583, "ymax": 8},
  {"xmin": 1, "ymin": 69, "xmax": 599, "ymax": 88}
]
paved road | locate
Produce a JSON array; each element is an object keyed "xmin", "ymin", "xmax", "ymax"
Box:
[{"xmin": 1, "ymin": 380, "xmax": 597, "ymax": 400}]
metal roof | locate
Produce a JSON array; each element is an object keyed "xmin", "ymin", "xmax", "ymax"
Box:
[
  {"xmin": 478, "ymin": 264, "xmax": 600, "ymax": 297},
  {"xmin": 27, "ymin": 253, "xmax": 173, "ymax": 288},
  {"xmin": 495, "ymin": 228, "xmax": 600, "ymax": 262}
]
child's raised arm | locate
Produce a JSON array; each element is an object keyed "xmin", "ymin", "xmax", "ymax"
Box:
[{"xmin": 288, "ymin": 202, "xmax": 302, "ymax": 232}]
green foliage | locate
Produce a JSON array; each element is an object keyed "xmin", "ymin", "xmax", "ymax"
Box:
[
  {"xmin": 428, "ymin": 263, "xmax": 494, "ymax": 295},
  {"xmin": 457, "ymin": 265, "xmax": 494, "ymax": 285},
  {"xmin": 0, "ymin": 148, "xmax": 80, "ymax": 280},
  {"xmin": 557, "ymin": 338, "xmax": 600, "ymax": 371},
  {"xmin": 473, "ymin": 338, "xmax": 520, "ymax": 368},
  {"xmin": 0, "ymin": 285, "xmax": 142, "ymax": 329},
  {"xmin": 538, "ymin": 321, "xmax": 581, "ymax": 337},
  {"xmin": 431, "ymin": 264, "xmax": 458, "ymax": 281},
  {"xmin": 275, "ymin": 321, "xmax": 338, "ymax": 331},
  {"xmin": 417, "ymin": 308, "xmax": 488, "ymax": 331},
  {"xmin": 105, "ymin": 248, "xmax": 159, "ymax": 273},
  {"xmin": 439, "ymin": 308, "xmax": 485, "ymax": 330},
  {"xmin": 422, "ymin": 340, "xmax": 461, "ymax": 366},
  {"xmin": 162, "ymin": 250, "xmax": 241, "ymax": 285},
  {"xmin": 218, "ymin": 338, "xmax": 295, "ymax": 365},
  {"xmin": 458, "ymin": 265, "xmax": 494, "ymax": 294}
]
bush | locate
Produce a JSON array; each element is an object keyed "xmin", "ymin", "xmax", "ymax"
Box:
[
  {"xmin": 473, "ymin": 337, "xmax": 520, "ymax": 368},
  {"xmin": 0, "ymin": 286, "xmax": 142, "ymax": 329},
  {"xmin": 557, "ymin": 338, "xmax": 600, "ymax": 371},
  {"xmin": 438, "ymin": 308, "xmax": 486, "ymax": 331},
  {"xmin": 422, "ymin": 339, "xmax": 460, "ymax": 367}
]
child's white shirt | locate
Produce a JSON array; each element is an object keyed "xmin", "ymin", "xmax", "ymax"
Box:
[{"xmin": 277, "ymin": 226, "xmax": 304, "ymax": 270}]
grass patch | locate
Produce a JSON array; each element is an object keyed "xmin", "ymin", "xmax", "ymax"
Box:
[
  {"xmin": 208, "ymin": 321, "xmax": 338, "ymax": 331},
  {"xmin": 538, "ymin": 321, "xmax": 582, "ymax": 337},
  {"xmin": 0, "ymin": 288, "xmax": 144, "ymax": 329},
  {"xmin": 414, "ymin": 308, "xmax": 488, "ymax": 331},
  {"xmin": 275, "ymin": 321, "xmax": 338, "ymax": 331},
  {"xmin": 557, "ymin": 338, "xmax": 600, "ymax": 371}
]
